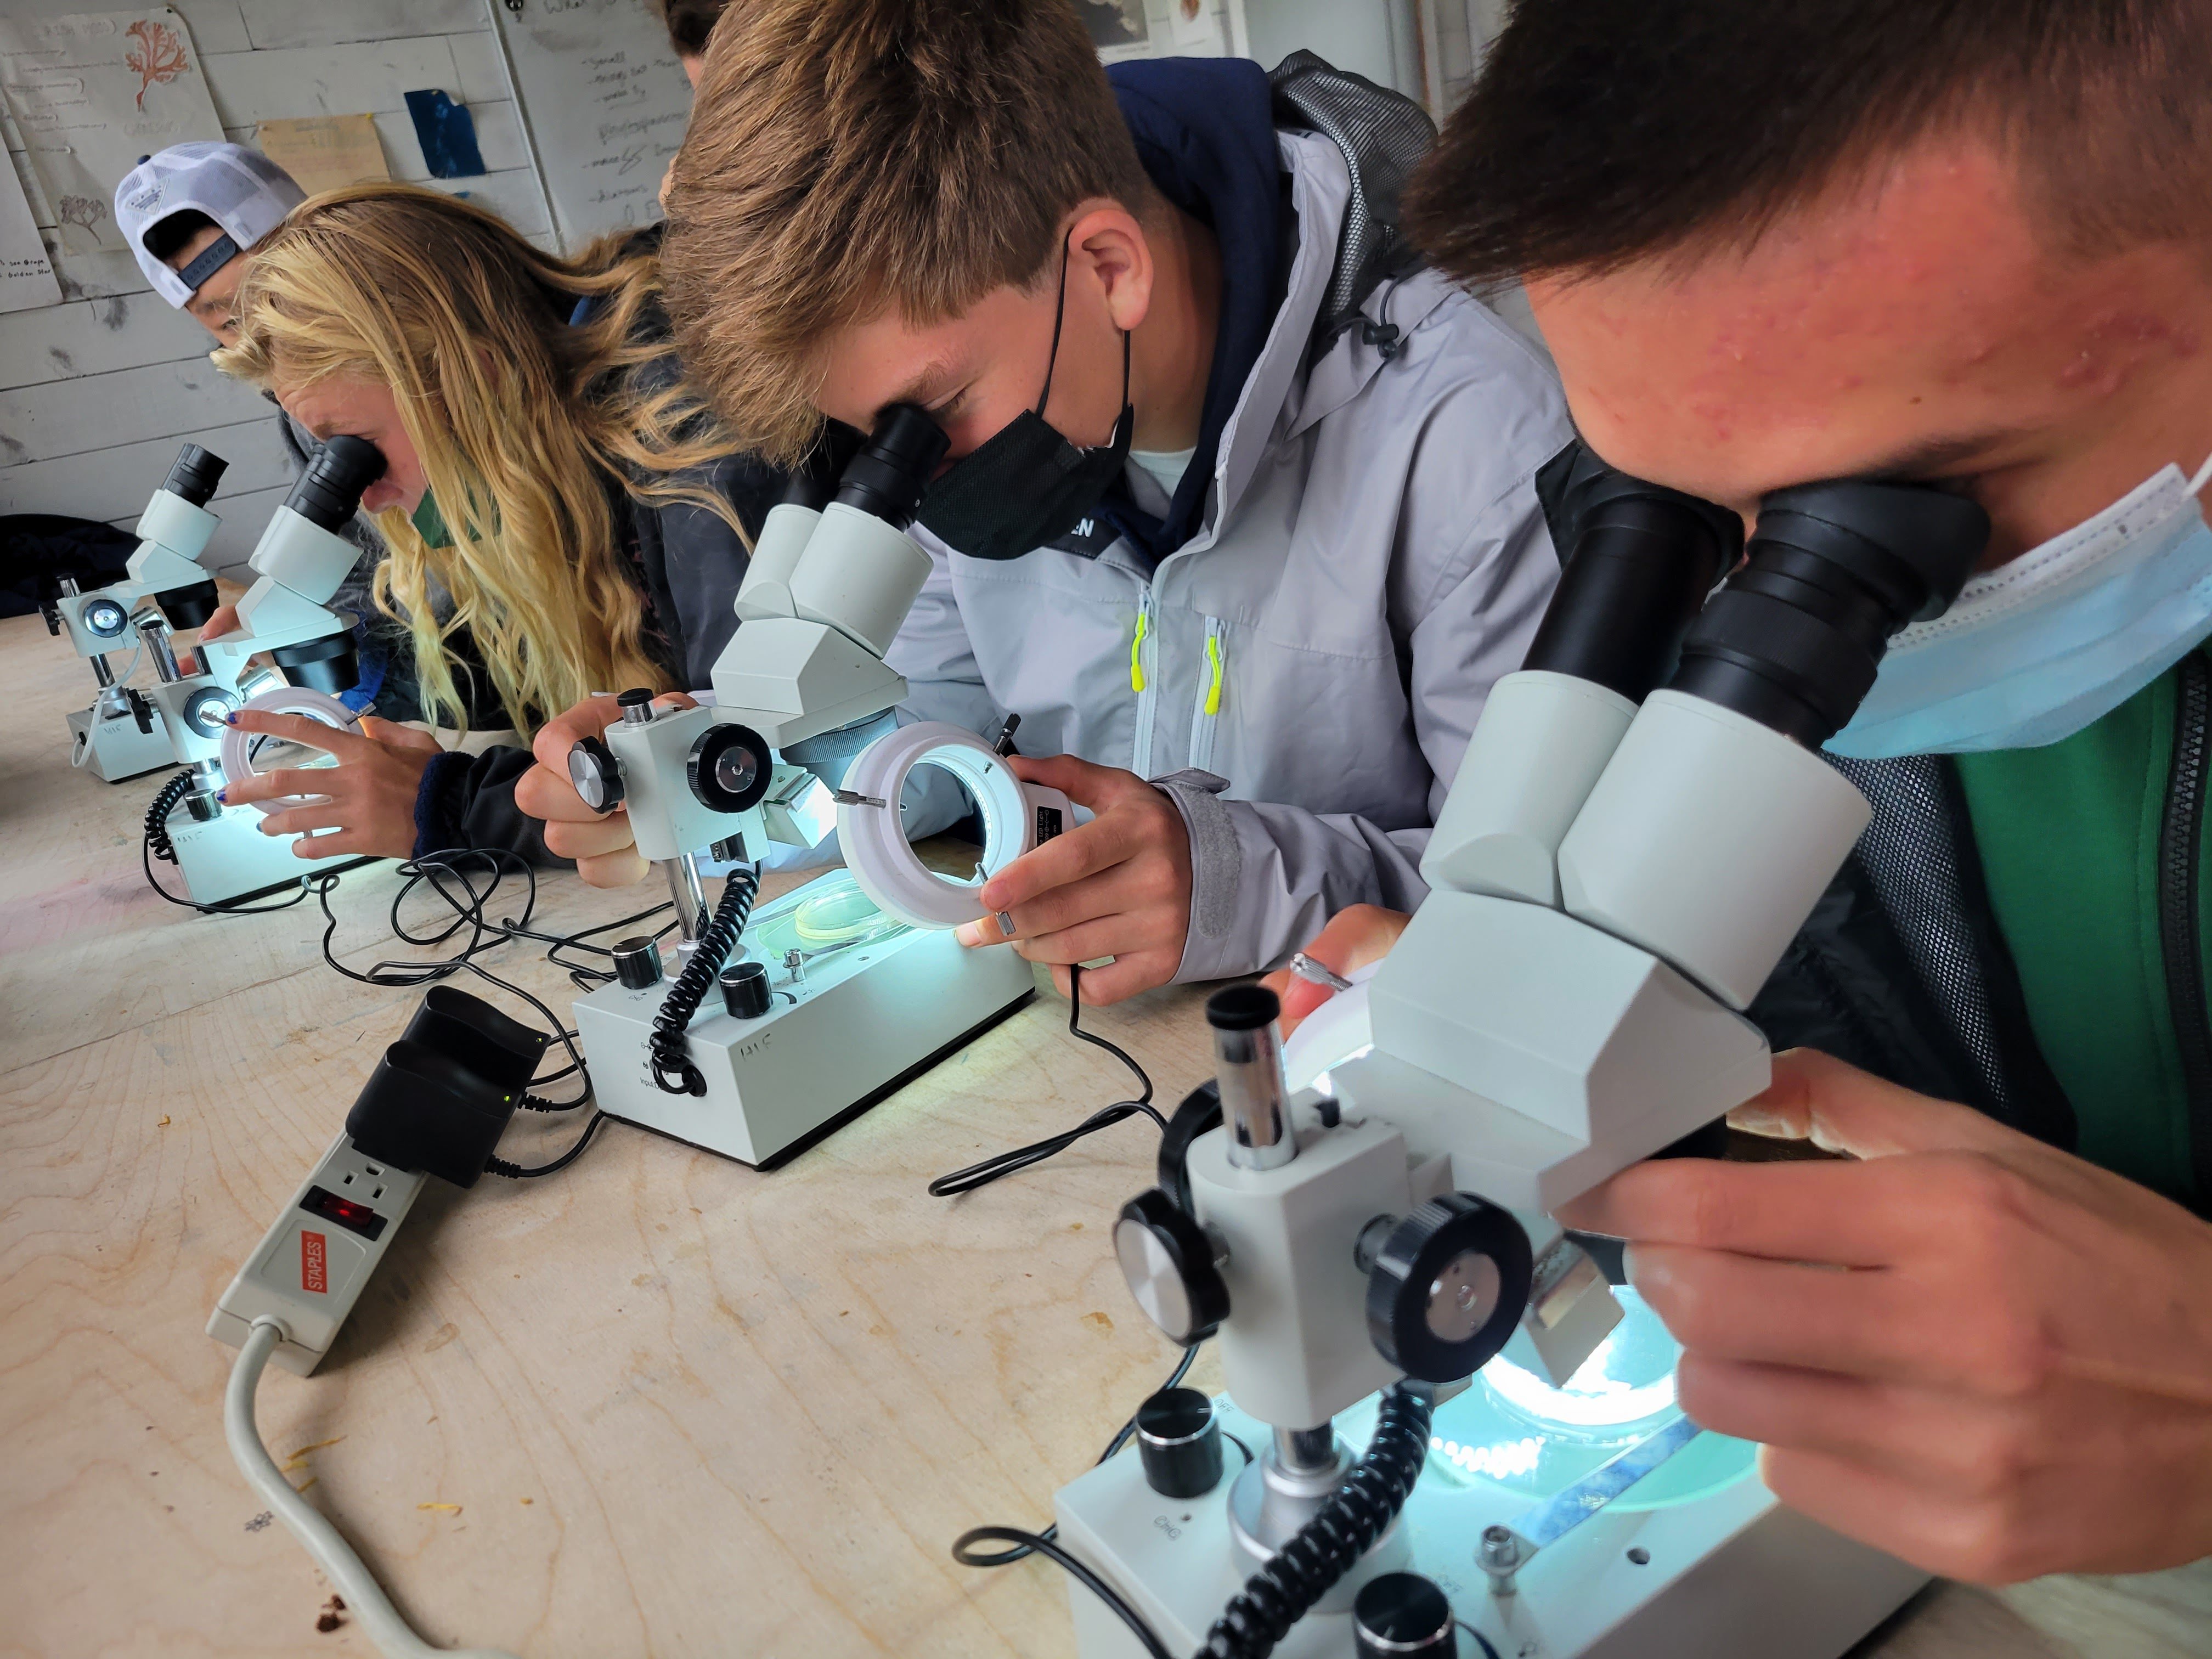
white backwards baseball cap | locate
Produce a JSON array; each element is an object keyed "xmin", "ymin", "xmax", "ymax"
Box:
[{"xmin": 113, "ymin": 142, "xmax": 306, "ymax": 307}]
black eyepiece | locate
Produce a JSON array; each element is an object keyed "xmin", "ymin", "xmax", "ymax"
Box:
[
  {"xmin": 782, "ymin": 421, "xmax": 866, "ymax": 512},
  {"xmin": 285, "ymin": 434, "xmax": 387, "ymax": 532},
  {"xmin": 163, "ymin": 443, "xmax": 229, "ymax": 508},
  {"xmin": 834, "ymin": 403, "xmax": 950, "ymax": 528},
  {"xmin": 1669, "ymin": 480, "xmax": 1989, "ymax": 746},
  {"xmin": 1523, "ymin": 442, "xmax": 1745, "ymax": 702},
  {"xmin": 272, "ymin": 631, "xmax": 360, "ymax": 694}
]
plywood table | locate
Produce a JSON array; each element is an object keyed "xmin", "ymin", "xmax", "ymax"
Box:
[{"xmin": 0, "ymin": 613, "xmax": 2204, "ymax": 1658}]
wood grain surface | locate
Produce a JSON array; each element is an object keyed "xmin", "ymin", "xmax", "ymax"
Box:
[{"xmin": 0, "ymin": 612, "xmax": 2204, "ymax": 1657}]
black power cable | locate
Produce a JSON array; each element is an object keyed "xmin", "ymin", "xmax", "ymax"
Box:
[
  {"xmin": 648, "ymin": 864, "xmax": 761, "ymax": 1094},
  {"xmin": 1201, "ymin": 1384, "xmax": 1436, "ymax": 1659},
  {"xmin": 140, "ymin": 769, "xmax": 315, "ymax": 915},
  {"xmin": 929, "ymin": 962, "xmax": 1164, "ymax": 1197}
]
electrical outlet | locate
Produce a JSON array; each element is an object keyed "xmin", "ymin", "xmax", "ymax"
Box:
[{"xmin": 207, "ymin": 1133, "xmax": 427, "ymax": 1376}]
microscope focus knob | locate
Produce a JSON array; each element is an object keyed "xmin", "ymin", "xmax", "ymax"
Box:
[
  {"xmin": 569, "ymin": 735, "xmax": 624, "ymax": 814},
  {"xmin": 84, "ymin": 596, "xmax": 129, "ymax": 639},
  {"xmin": 1114, "ymin": 1188, "xmax": 1229, "ymax": 1347},
  {"xmin": 1364, "ymin": 1194, "xmax": 1532, "ymax": 1384}
]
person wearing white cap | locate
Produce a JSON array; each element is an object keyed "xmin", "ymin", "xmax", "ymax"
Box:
[{"xmin": 114, "ymin": 142, "xmax": 305, "ymax": 346}]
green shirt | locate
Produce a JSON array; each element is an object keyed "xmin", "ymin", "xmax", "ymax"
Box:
[{"xmin": 1954, "ymin": 652, "xmax": 2210, "ymax": 1205}]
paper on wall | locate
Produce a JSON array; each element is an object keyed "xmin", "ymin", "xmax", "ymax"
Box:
[
  {"xmin": 256, "ymin": 114, "xmax": 391, "ymax": 198},
  {"xmin": 0, "ymin": 157, "xmax": 63, "ymax": 312},
  {"xmin": 0, "ymin": 7, "xmax": 223, "ymax": 275}
]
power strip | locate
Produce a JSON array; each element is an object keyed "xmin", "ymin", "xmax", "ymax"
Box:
[{"xmin": 207, "ymin": 1132, "xmax": 428, "ymax": 1375}]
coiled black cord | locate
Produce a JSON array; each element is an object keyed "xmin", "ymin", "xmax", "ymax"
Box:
[
  {"xmin": 649, "ymin": 864, "xmax": 761, "ymax": 1095},
  {"xmin": 1200, "ymin": 1384, "xmax": 1436, "ymax": 1659},
  {"xmin": 144, "ymin": 771, "xmax": 192, "ymax": 864}
]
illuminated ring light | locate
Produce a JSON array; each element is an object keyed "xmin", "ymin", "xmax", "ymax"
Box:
[
  {"xmin": 218, "ymin": 684, "xmax": 359, "ymax": 816},
  {"xmin": 837, "ymin": 721, "xmax": 1058, "ymax": 930}
]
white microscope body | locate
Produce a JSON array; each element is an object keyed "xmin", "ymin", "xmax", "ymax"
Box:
[
  {"xmin": 568, "ymin": 407, "xmax": 1054, "ymax": 1166},
  {"xmin": 1065, "ymin": 454, "xmax": 1993, "ymax": 1659},
  {"xmin": 140, "ymin": 436, "xmax": 388, "ymax": 906},
  {"xmin": 50, "ymin": 444, "xmax": 232, "ymax": 782}
]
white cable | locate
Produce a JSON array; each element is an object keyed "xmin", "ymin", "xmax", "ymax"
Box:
[
  {"xmin": 227, "ymin": 1318, "xmax": 520, "ymax": 1659},
  {"xmin": 2188, "ymin": 447, "xmax": 2212, "ymax": 500},
  {"xmin": 218, "ymin": 684, "xmax": 360, "ymax": 815}
]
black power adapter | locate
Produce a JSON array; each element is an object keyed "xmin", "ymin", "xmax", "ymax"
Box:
[{"xmin": 344, "ymin": 986, "xmax": 552, "ymax": 1187}]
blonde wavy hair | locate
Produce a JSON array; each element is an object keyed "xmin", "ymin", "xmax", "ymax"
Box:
[{"xmin": 216, "ymin": 183, "xmax": 746, "ymax": 732}]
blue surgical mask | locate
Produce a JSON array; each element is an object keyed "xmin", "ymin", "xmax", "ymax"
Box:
[{"xmin": 1826, "ymin": 454, "xmax": 2212, "ymax": 757}]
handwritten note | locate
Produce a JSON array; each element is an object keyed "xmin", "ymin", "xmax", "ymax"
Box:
[
  {"xmin": 256, "ymin": 114, "xmax": 391, "ymax": 199},
  {"xmin": 0, "ymin": 8, "xmax": 223, "ymax": 270},
  {"xmin": 493, "ymin": 0, "xmax": 692, "ymax": 249},
  {"xmin": 0, "ymin": 159, "xmax": 62, "ymax": 312}
]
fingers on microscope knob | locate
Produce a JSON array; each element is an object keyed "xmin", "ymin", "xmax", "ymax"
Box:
[
  {"xmin": 1363, "ymin": 1193, "xmax": 1533, "ymax": 1384},
  {"xmin": 687, "ymin": 722, "xmax": 774, "ymax": 814},
  {"xmin": 568, "ymin": 735, "xmax": 624, "ymax": 814},
  {"xmin": 1114, "ymin": 1187, "xmax": 1230, "ymax": 1347}
]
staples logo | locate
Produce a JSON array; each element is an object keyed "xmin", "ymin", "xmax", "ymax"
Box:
[{"xmin": 301, "ymin": 1230, "xmax": 328, "ymax": 1295}]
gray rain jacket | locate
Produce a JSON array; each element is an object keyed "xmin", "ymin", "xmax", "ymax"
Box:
[{"xmin": 888, "ymin": 127, "xmax": 1571, "ymax": 981}]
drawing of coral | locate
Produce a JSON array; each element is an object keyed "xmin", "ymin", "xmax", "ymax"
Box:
[
  {"xmin": 58, "ymin": 195, "xmax": 108, "ymax": 236},
  {"xmin": 125, "ymin": 16, "xmax": 191, "ymax": 111}
]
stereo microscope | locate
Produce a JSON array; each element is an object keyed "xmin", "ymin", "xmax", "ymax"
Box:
[
  {"xmin": 565, "ymin": 407, "xmax": 1060, "ymax": 1165},
  {"xmin": 141, "ymin": 436, "xmax": 387, "ymax": 906},
  {"xmin": 48, "ymin": 443, "xmax": 232, "ymax": 782},
  {"xmin": 1062, "ymin": 447, "xmax": 1992, "ymax": 1659}
]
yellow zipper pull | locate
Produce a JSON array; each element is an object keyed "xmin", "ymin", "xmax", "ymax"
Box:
[
  {"xmin": 1204, "ymin": 627, "xmax": 1225, "ymax": 716},
  {"xmin": 1130, "ymin": 606, "xmax": 1149, "ymax": 693}
]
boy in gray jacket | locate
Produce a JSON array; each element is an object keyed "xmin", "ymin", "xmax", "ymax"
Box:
[{"xmin": 518, "ymin": 0, "xmax": 1570, "ymax": 1002}]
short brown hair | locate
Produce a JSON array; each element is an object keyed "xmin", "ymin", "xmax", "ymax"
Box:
[
  {"xmin": 1407, "ymin": 0, "xmax": 2212, "ymax": 288},
  {"xmin": 661, "ymin": 0, "xmax": 1152, "ymax": 464}
]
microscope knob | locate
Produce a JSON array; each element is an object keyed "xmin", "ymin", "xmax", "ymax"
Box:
[
  {"xmin": 1114, "ymin": 1188, "xmax": 1229, "ymax": 1347},
  {"xmin": 569, "ymin": 735, "xmax": 624, "ymax": 814},
  {"xmin": 84, "ymin": 596, "xmax": 129, "ymax": 639},
  {"xmin": 687, "ymin": 721, "xmax": 774, "ymax": 814},
  {"xmin": 1354, "ymin": 1573, "xmax": 1458, "ymax": 1658},
  {"xmin": 611, "ymin": 935, "xmax": 664, "ymax": 991},
  {"xmin": 1363, "ymin": 1194, "xmax": 1532, "ymax": 1384}
]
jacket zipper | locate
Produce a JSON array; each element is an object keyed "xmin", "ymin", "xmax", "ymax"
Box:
[
  {"xmin": 1130, "ymin": 586, "xmax": 1159, "ymax": 780},
  {"xmin": 2157, "ymin": 649, "xmax": 2212, "ymax": 1201},
  {"xmin": 1188, "ymin": 617, "xmax": 1227, "ymax": 775}
]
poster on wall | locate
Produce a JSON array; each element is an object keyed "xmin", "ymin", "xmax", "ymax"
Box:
[
  {"xmin": 256, "ymin": 114, "xmax": 391, "ymax": 199},
  {"xmin": 1085, "ymin": 0, "xmax": 1234, "ymax": 64},
  {"xmin": 0, "ymin": 159, "xmax": 63, "ymax": 312},
  {"xmin": 0, "ymin": 7, "xmax": 223, "ymax": 287}
]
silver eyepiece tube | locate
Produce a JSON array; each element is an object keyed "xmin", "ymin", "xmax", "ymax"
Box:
[
  {"xmin": 665, "ymin": 852, "xmax": 708, "ymax": 952},
  {"xmin": 1206, "ymin": 985, "xmax": 1295, "ymax": 1170}
]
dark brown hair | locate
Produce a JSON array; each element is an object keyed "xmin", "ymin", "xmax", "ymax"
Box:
[
  {"xmin": 649, "ymin": 0, "xmax": 729, "ymax": 58},
  {"xmin": 659, "ymin": 0, "xmax": 1153, "ymax": 464},
  {"xmin": 1406, "ymin": 0, "xmax": 2212, "ymax": 286}
]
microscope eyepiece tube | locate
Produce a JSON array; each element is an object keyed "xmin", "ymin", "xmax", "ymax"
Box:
[
  {"xmin": 1523, "ymin": 442, "xmax": 1743, "ymax": 703},
  {"xmin": 161, "ymin": 442, "xmax": 229, "ymax": 508},
  {"xmin": 832, "ymin": 403, "xmax": 949, "ymax": 528},
  {"xmin": 284, "ymin": 435, "xmax": 386, "ymax": 532},
  {"xmin": 1206, "ymin": 984, "xmax": 1294, "ymax": 1170},
  {"xmin": 1668, "ymin": 480, "xmax": 1990, "ymax": 747}
]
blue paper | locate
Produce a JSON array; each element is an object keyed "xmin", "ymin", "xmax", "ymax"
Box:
[{"xmin": 403, "ymin": 89, "xmax": 486, "ymax": 180}]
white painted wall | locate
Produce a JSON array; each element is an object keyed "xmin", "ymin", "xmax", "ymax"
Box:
[{"xmin": 0, "ymin": 0, "xmax": 546, "ymax": 574}]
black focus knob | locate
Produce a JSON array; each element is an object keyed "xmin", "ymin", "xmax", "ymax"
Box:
[
  {"xmin": 720, "ymin": 958, "xmax": 771, "ymax": 1019},
  {"xmin": 124, "ymin": 688, "xmax": 155, "ymax": 734},
  {"xmin": 569, "ymin": 735, "xmax": 624, "ymax": 814},
  {"xmin": 1364, "ymin": 1194, "xmax": 1533, "ymax": 1384},
  {"xmin": 185, "ymin": 789, "xmax": 222, "ymax": 822},
  {"xmin": 1113, "ymin": 1188, "xmax": 1229, "ymax": 1347},
  {"xmin": 688, "ymin": 721, "xmax": 774, "ymax": 814},
  {"xmin": 611, "ymin": 935, "xmax": 664, "ymax": 991},
  {"xmin": 1134, "ymin": 1386, "xmax": 1223, "ymax": 1499},
  {"xmin": 1355, "ymin": 1573, "xmax": 1458, "ymax": 1658}
]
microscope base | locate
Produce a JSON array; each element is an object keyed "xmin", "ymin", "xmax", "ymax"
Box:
[
  {"xmin": 67, "ymin": 703, "xmax": 174, "ymax": 783},
  {"xmin": 573, "ymin": 883, "xmax": 1036, "ymax": 1167},
  {"xmin": 163, "ymin": 799, "xmax": 374, "ymax": 905},
  {"xmin": 1055, "ymin": 1394, "xmax": 1927, "ymax": 1659}
]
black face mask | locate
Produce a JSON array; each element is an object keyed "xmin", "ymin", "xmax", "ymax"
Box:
[{"xmin": 916, "ymin": 244, "xmax": 1133, "ymax": 561}]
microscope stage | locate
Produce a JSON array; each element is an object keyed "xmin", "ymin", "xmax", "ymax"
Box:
[
  {"xmin": 574, "ymin": 869, "xmax": 1036, "ymax": 1167},
  {"xmin": 1055, "ymin": 1293, "xmax": 1927, "ymax": 1659}
]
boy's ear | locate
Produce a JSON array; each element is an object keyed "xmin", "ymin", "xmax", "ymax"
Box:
[{"xmin": 1067, "ymin": 201, "xmax": 1156, "ymax": 334}]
